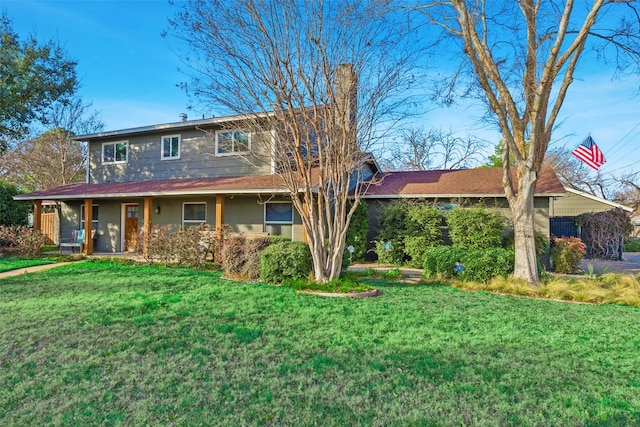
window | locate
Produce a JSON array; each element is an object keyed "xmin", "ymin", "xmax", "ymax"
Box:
[
  {"xmin": 265, "ymin": 202, "xmax": 293, "ymax": 224},
  {"xmin": 183, "ymin": 202, "xmax": 206, "ymax": 228},
  {"xmin": 215, "ymin": 130, "xmax": 250, "ymax": 155},
  {"xmin": 80, "ymin": 205, "xmax": 99, "ymax": 230},
  {"xmin": 102, "ymin": 141, "xmax": 128, "ymax": 164},
  {"xmin": 162, "ymin": 134, "xmax": 181, "ymax": 160}
]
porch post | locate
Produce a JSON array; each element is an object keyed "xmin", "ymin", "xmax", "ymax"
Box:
[
  {"xmin": 143, "ymin": 196, "xmax": 153, "ymax": 258},
  {"xmin": 33, "ymin": 200, "xmax": 42, "ymax": 232},
  {"xmin": 83, "ymin": 198, "xmax": 93, "ymax": 256},
  {"xmin": 215, "ymin": 194, "xmax": 225, "ymax": 239}
]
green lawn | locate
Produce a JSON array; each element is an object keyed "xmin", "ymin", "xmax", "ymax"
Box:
[
  {"xmin": 0, "ymin": 257, "xmax": 56, "ymax": 273},
  {"xmin": 1, "ymin": 261, "xmax": 639, "ymax": 426}
]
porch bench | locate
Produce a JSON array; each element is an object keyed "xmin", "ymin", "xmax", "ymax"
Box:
[{"xmin": 59, "ymin": 229, "xmax": 96, "ymax": 253}]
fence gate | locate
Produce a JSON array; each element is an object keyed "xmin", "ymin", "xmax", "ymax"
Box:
[
  {"xmin": 41, "ymin": 212, "xmax": 57, "ymax": 245},
  {"xmin": 550, "ymin": 217, "xmax": 579, "ymax": 238}
]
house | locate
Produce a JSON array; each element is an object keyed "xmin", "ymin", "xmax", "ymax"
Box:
[
  {"xmin": 16, "ymin": 113, "xmax": 571, "ymax": 257},
  {"xmin": 16, "ymin": 113, "xmax": 382, "ymax": 254},
  {"xmin": 361, "ymin": 167, "xmax": 566, "ymax": 255},
  {"xmin": 548, "ymin": 187, "xmax": 633, "ymax": 237}
]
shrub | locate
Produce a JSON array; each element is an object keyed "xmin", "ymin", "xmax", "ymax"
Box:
[
  {"xmin": 423, "ymin": 246, "xmax": 466, "ymax": 279},
  {"xmin": 551, "ymin": 237, "xmax": 586, "ymax": 274},
  {"xmin": 141, "ymin": 224, "xmax": 208, "ymax": 268},
  {"xmin": 404, "ymin": 204, "xmax": 442, "ymax": 266},
  {"xmin": 220, "ymin": 235, "xmax": 274, "ymax": 281},
  {"xmin": 268, "ymin": 235, "xmax": 291, "ymax": 244},
  {"xmin": 423, "ymin": 246, "xmax": 514, "ymax": 282},
  {"xmin": 140, "ymin": 225, "xmax": 174, "ymax": 265},
  {"xmin": 625, "ymin": 238, "xmax": 640, "ymax": 252},
  {"xmin": 345, "ymin": 200, "xmax": 369, "ymax": 262},
  {"xmin": 0, "ymin": 226, "xmax": 47, "ymax": 257},
  {"xmin": 260, "ymin": 241, "xmax": 312, "ymax": 284},
  {"xmin": 172, "ymin": 226, "xmax": 208, "ymax": 267},
  {"xmin": 374, "ymin": 201, "xmax": 409, "ymax": 264},
  {"xmin": 221, "ymin": 234, "xmax": 248, "ymax": 275},
  {"xmin": 458, "ymin": 248, "xmax": 514, "ymax": 283},
  {"xmin": 374, "ymin": 239, "xmax": 403, "ymax": 265},
  {"xmin": 447, "ymin": 207, "xmax": 505, "ymax": 249},
  {"xmin": 243, "ymin": 237, "xmax": 272, "ymax": 281}
]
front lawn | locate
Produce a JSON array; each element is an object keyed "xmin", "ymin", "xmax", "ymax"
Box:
[{"xmin": 1, "ymin": 261, "xmax": 639, "ymax": 425}]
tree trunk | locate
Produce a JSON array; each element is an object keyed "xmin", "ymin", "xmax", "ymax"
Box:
[{"xmin": 511, "ymin": 170, "xmax": 539, "ymax": 283}]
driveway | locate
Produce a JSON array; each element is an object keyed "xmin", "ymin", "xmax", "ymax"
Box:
[{"xmin": 579, "ymin": 252, "xmax": 640, "ymax": 275}]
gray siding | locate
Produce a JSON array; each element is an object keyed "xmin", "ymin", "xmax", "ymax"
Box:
[
  {"xmin": 59, "ymin": 195, "xmax": 303, "ymax": 253},
  {"xmin": 551, "ymin": 192, "xmax": 618, "ymax": 217},
  {"xmin": 224, "ymin": 196, "xmax": 303, "ymax": 240},
  {"xmin": 88, "ymin": 129, "xmax": 273, "ymax": 184}
]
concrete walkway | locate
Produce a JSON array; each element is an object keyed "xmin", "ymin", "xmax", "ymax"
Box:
[{"xmin": 0, "ymin": 261, "xmax": 85, "ymax": 280}]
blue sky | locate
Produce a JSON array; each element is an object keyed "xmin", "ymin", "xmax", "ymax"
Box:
[{"xmin": 2, "ymin": 0, "xmax": 639, "ymax": 177}]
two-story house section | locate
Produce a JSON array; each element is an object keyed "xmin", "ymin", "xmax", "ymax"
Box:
[{"xmin": 16, "ymin": 113, "xmax": 339, "ymax": 254}]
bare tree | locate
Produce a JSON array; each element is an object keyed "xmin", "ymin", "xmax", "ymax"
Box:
[
  {"xmin": 420, "ymin": 0, "xmax": 640, "ymax": 283},
  {"xmin": 170, "ymin": 0, "xmax": 418, "ymax": 282},
  {"xmin": 388, "ymin": 127, "xmax": 486, "ymax": 170},
  {"xmin": 544, "ymin": 147, "xmax": 612, "ymax": 199},
  {"xmin": 616, "ymin": 172, "xmax": 640, "ymax": 213},
  {"xmin": 0, "ymin": 98, "xmax": 104, "ymax": 191}
]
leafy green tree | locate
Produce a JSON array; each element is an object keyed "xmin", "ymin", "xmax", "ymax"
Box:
[
  {"xmin": 0, "ymin": 14, "xmax": 78, "ymax": 150},
  {"xmin": 0, "ymin": 180, "xmax": 29, "ymax": 226}
]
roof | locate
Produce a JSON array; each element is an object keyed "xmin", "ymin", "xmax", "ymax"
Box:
[
  {"xmin": 564, "ymin": 187, "xmax": 633, "ymax": 212},
  {"xmin": 363, "ymin": 167, "xmax": 566, "ymax": 198},
  {"xmin": 14, "ymin": 174, "xmax": 291, "ymax": 201},
  {"xmin": 16, "ymin": 166, "xmax": 565, "ymax": 201},
  {"xmin": 71, "ymin": 111, "xmax": 273, "ymax": 142}
]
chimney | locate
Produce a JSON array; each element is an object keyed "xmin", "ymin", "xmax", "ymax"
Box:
[
  {"xmin": 335, "ymin": 63, "xmax": 357, "ymax": 131},
  {"xmin": 179, "ymin": 113, "xmax": 188, "ymax": 122}
]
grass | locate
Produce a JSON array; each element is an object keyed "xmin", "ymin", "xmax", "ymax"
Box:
[
  {"xmin": 1, "ymin": 261, "xmax": 640, "ymax": 425},
  {"xmin": 0, "ymin": 257, "xmax": 56, "ymax": 273}
]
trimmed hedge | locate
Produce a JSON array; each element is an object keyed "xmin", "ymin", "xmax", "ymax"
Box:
[
  {"xmin": 423, "ymin": 246, "xmax": 514, "ymax": 283},
  {"xmin": 423, "ymin": 246, "xmax": 466, "ymax": 279},
  {"xmin": 405, "ymin": 204, "xmax": 442, "ymax": 267},
  {"xmin": 260, "ymin": 241, "xmax": 312, "ymax": 284},
  {"xmin": 447, "ymin": 207, "xmax": 504, "ymax": 249}
]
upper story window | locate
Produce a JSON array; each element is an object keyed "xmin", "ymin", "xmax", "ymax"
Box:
[
  {"xmin": 162, "ymin": 134, "xmax": 181, "ymax": 160},
  {"xmin": 215, "ymin": 130, "xmax": 250, "ymax": 156},
  {"xmin": 103, "ymin": 141, "xmax": 128, "ymax": 164}
]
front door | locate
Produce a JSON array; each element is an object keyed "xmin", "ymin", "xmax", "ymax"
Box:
[{"xmin": 124, "ymin": 204, "xmax": 139, "ymax": 252}]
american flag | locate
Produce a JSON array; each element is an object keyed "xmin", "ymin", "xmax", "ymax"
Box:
[{"xmin": 572, "ymin": 136, "xmax": 606, "ymax": 171}]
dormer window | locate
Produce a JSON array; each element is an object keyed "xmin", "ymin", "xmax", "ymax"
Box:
[
  {"xmin": 102, "ymin": 141, "xmax": 128, "ymax": 164},
  {"xmin": 215, "ymin": 130, "xmax": 250, "ymax": 155},
  {"xmin": 162, "ymin": 134, "xmax": 181, "ymax": 160}
]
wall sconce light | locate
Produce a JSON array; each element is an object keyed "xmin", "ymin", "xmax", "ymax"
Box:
[{"xmin": 154, "ymin": 205, "xmax": 161, "ymax": 214}]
